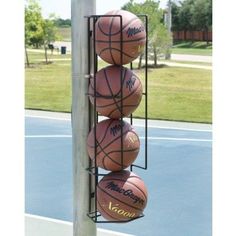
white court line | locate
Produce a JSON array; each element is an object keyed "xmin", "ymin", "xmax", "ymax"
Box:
[
  {"xmin": 139, "ymin": 136, "xmax": 212, "ymax": 142},
  {"xmin": 25, "ymin": 213, "xmax": 72, "ymax": 226},
  {"xmin": 25, "ymin": 135, "xmax": 71, "ymax": 138},
  {"xmin": 25, "ymin": 115, "xmax": 212, "ymax": 133},
  {"xmin": 25, "ymin": 115, "xmax": 71, "ymax": 121},
  {"xmin": 25, "ymin": 213, "xmax": 134, "ymax": 236},
  {"xmin": 134, "ymin": 124, "xmax": 212, "ymax": 132},
  {"xmin": 25, "ymin": 135, "xmax": 212, "ymax": 142}
]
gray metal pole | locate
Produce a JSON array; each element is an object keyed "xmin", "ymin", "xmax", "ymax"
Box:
[
  {"xmin": 167, "ymin": 0, "xmax": 172, "ymax": 33},
  {"xmin": 165, "ymin": 0, "xmax": 172, "ymax": 60},
  {"xmin": 71, "ymin": 1, "xmax": 96, "ymax": 236}
]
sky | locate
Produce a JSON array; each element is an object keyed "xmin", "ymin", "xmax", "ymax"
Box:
[{"xmin": 39, "ymin": 0, "xmax": 170, "ymax": 19}]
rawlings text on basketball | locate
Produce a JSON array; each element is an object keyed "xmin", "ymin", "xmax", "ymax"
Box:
[
  {"xmin": 126, "ymin": 26, "xmax": 145, "ymax": 38},
  {"xmin": 105, "ymin": 181, "xmax": 145, "ymax": 205},
  {"xmin": 108, "ymin": 202, "xmax": 136, "ymax": 218}
]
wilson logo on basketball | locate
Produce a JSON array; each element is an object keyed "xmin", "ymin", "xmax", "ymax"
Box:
[
  {"xmin": 127, "ymin": 26, "xmax": 145, "ymax": 38},
  {"xmin": 126, "ymin": 76, "xmax": 136, "ymax": 92},
  {"xmin": 108, "ymin": 202, "xmax": 136, "ymax": 218},
  {"xmin": 105, "ymin": 181, "xmax": 145, "ymax": 205}
]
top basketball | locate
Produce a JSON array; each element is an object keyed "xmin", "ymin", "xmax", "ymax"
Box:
[{"xmin": 95, "ymin": 10, "xmax": 146, "ymax": 65}]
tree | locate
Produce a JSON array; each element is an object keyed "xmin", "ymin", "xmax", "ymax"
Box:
[
  {"xmin": 122, "ymin": 0, "xmax": 172, "ymax": 67},
  {"xmin": 170, "ymin": 0, "xmax": 212, "ymax": 43},
  {"xmin": 191, "ymin": 0, "xmax": 212, "ymax": 44},
  {"xmin": 178, "ymin": 0, "xmax": 195, "ymax": 40},
  {"xmin": 171, "ymin": 1, "xmax": 181, "ymax": 31},
  {"xmin": 42, "ymin": 15, "xmax": 59, "ymax": 63},
  {"xmin": 25, "ymin": 0, "xmax": 44, "ymax": 48},
  {"xmin": 54, "ymin": 18, "xmax": 71, "ymax": 27},
  {"xmin": 151, "ymin": 25, "xmax": 172, "ymax": 66},
  {"xmin": 122, "ymin": 0, "xmax": 144, "ymax": 68},
  {"xmin": 25, "ymin": 7, "xmax": 30, "ymax": 67},
  {"xmin": 25, "ymin": 0, "xmax": 59, "ymax": 64},
  {"xmin": 25, "ymin": 0, "xmax": 44, "ymax": 66}
]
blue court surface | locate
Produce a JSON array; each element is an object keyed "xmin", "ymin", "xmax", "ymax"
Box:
[{"xmin": 25, "ymin": 111, "xmax": 212, "ymax": 236}]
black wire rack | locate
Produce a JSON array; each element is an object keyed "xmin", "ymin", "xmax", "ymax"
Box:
[{"xmin": 85, "ymin": 14, "xmax": 148, "ymax": 223}]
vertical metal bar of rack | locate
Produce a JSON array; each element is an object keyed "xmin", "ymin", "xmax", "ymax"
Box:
[
  {"xmin": 87, "ymin": 15, "xmax": 92, "ymax": 215},
  {"xmin": 86, "ymin": 14, "xmax": 148, "ymax": 223},
  {"xmin": 144, "ymin": 15, "xmax": 148, "ymax": 170},
  {"xmin": 119, "ymin": 15, "xmax": 124, "ymax": 170},
  {"xmin": 130, "ymin": 62, "xmax": 133, "ymax": 126},
  {"xmin": 131, "ymin": 15, "xmax": 148, "ymax": 171},
  {"xmin": 93, "ymin": 15, "xmax": 99, "ymax": 223}
]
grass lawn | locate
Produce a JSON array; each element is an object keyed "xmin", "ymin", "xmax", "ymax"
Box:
[
  {"xmin": 133, "ymin": 67, "xmax": 212, "ymax": 123},
  {"xmin": 25, "ymin": 52, "xmax": 72, "ymax": 112},
  {"xmin": 172, "ymin": 41, "xmax": 212, "ymax": 56},
  {"xmin": 26, "ymin": 50, "xmax": 71, "ymax": 61},
  {"xmin": 25, "ymin": 51, "xmax": 212, "ymax": 123}
]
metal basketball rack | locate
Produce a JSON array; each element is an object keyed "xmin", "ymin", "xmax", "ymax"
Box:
[{"xmin": 85, "ymin": 13, "xmax": 148, "ymax": 223}]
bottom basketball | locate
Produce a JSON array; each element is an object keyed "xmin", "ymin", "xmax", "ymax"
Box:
[{"xmin": 97, "ymin": 170, "xmax": 148, "ymax": 222}]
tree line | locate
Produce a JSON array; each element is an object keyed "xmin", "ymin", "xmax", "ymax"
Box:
[
  {"xmin": 25, "ymin": 0, "xmax": 212, "ymax": 68},
  {"xmin": 171, "ymin": 0, "xmax": 212, "ymax": 43},
  {"xmin": 25, "ymin": 0, "xmax": 172, "ymax": 68},
  {"xmin": 54, "ymin": 18, "xmax": 71, "ymax": 28}
]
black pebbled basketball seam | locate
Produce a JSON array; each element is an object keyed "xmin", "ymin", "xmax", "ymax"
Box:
[
  {"xmin": 89, "ymin": 133, "xmax": 140, "ymax": 170},
  {"xmin": 89, "ymin": 66, "xmax": 127, "ymax": 99},
  {"xmin": 97, "ymin": 16, "xmax": 140, "ymax": 36},
  {"xmin": 98, "ymin": 47, "xmax": 136, "ymax": 62},
  {"xmin": 89, "ymin": 69, "xmax": 142, "ymax": 112},
  {"xmin": 106, "ymin": 103, "xmax": 141, "ymax": 117},
  {"xmin": 95, "ymin": 36, "xmax": 146, "ymax": 43},
  {"xmin": 108, "ymin": 10, "xmax": 120, "ymax": 64},
  {"xmin": 88, "ymin": 128, "xmax": 133, "ymax": 156},
  {"xmin": 90, "ymin": 119, "xmax": 114, "ymax": 148},
  {"xmin": 96, "ymin": 14, "xmax": 145, "ymax": 64},
  {"xmin": 101, "ymin": 148, "xmax": 140, "ymax": 170},
  {"xmin": 87, "ymin": 120, "xmax": 131, "ymax": 149},
  {"xmin": 103, "ymin": 67, "xmax": 126, "ymax": 115}
]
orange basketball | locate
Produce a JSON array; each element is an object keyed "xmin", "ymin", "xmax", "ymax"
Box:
[
  {"xmin": 95, "ymin": 9, "xmax": 146, "ymax": 65},
  {"xmin": 87, "ymin": 119, "xmax": 140, "ymax": 171},
  {"xmin": 97, "ymin": 170, "xmax": 148, "ymax": 222},
  {"xmin": 89, "ymin": 65, "xmax": 143, "ymax": 119}
]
